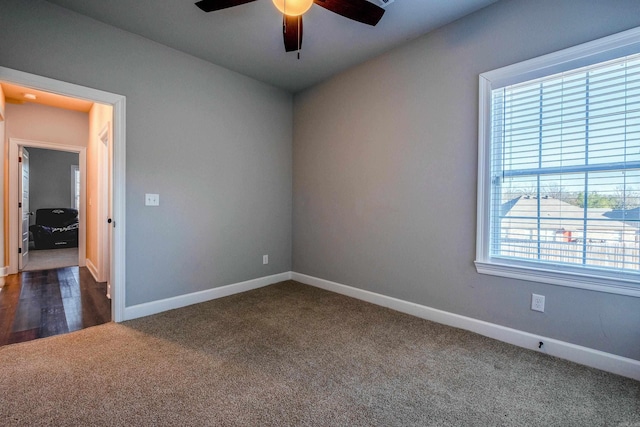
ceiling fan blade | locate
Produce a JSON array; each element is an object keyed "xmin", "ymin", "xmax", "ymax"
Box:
[
  {"xmin": 313, "ymin": 0, "xmax": 385, "ymax": 26},
  {"xmin": 195, "ymin": 0, "xmax": 257, "ymax": 13},
  {"xmin": 283, "ymin": 15, "xmax": 303, "ymax": 52}
]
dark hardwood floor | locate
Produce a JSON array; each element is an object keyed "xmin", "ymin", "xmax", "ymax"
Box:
[{"xmin": 0, "ymin": 266, "xmax": 111, "ymax": 346}]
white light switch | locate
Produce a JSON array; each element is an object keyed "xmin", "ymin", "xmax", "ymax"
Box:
[{"xmin": 145, "ymin": 193, "xmax": 160, "ymax": 206}]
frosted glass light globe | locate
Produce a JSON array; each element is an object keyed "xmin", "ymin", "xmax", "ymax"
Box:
[{"xmin": 272, "ymin": 0, "xmax": 313, "ymax": 17}]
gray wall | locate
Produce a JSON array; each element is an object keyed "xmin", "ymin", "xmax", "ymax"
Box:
[
  {"xmin": 28, "ymin": 148, "xmax": 79, "ymax": 225},
  {"xmin": 3, "ymin": 0, "xmax": 640, "ymax": 362},
  {"xmin": 293, "ymin": 0, "xmax": 640, "ymax": 361},
  {"xmin": 0, "ymin": 0, "xmax": 293, "ymax": 305}
]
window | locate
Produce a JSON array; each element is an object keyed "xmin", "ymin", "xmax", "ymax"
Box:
[
  {"xmin": 476, "ymin": 27, "xmax": 640, "ymax": 296},
  {"xmin": 71, "ymin": 165, "xmax": 80, "ymax": 210}
]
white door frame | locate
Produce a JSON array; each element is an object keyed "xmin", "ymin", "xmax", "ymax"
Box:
[
  {"xmin": 0, "ymin": 66, "xmax": 126, "ymax": 322},
  {"xmin": 18, "ymin": 146, "xmax": 31, "ymax": 271},
  {"xmin": 9, "ymin": 139, "xmax": 87, "ymax": 273},
  {"xmin": 98, "ymin": 123, "xmax": 111, "ymax": 287}
]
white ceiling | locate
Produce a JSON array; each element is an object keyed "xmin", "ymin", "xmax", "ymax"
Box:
[{"xmin": 45, "ymin": 0, "xmax": 498, "ymax": 93}]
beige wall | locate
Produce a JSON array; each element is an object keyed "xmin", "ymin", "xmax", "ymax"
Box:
[
  {"xmin": 86, "ymin": 103, "xmax": 112, "ymax": 276},
  {"xmin": 5, "ymin": 103, "xmax": 88, "ymax": 147}
]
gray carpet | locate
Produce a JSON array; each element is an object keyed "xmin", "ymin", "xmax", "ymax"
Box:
[{"xmin": 0, "ymin": 280, "xmax": 638, "ymax": 426}]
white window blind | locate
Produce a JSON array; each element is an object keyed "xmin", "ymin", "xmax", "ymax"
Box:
[
  {"xmin": 489, "ymin": 54, "xmax": 640, "ymax": 279},
  {"xmin": 477, "ymin": 27, "xmax": 640, "ymax": 295}
]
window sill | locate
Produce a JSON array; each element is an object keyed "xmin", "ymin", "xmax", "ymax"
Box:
[{"xmin": 474, "ymin": 259, "xmax": 640, "ymax": 298}]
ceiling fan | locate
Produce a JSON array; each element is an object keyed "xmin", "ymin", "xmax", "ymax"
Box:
[{"xmin": 195, "ymin": 0, "xmax": 386, "ymax": 54}]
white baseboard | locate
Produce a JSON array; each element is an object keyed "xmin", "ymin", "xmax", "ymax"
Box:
[
  {"xmin": 0, "ymin": 266, "xmax": 7, "ymax": 277},
  {"xmin": 86, "ymin": 258, "xmax": 100, "ymax": 282},
  {"xmin": 291, "ymin": 272, "xmax": 640, "ymax": 381},
  {"xmin": 123, "ymin": 272, "xmax": 293, "ymax": 321}
]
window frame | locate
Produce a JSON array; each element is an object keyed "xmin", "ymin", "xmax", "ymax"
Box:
[
  {"xmin": 71, "ymin": 164, "xmax": 80, "ymax": 211},
  {"xmin": 476, "ymin": 26, "xmax": 640, "ymax": 298}
]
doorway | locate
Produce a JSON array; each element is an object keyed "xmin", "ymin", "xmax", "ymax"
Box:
[
  {"xmin": 10, "ymin": 143, "xmax": 84, "ymax": 272},
  {"xmin": 9, "ymin": 139, "xmax": 87, "ymax": 273},
  {"xmin": 0, "ymin": 66, "xmax": 126, "ymax": 322}
]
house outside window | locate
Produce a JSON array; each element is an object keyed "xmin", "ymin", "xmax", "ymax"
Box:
[{"xmin": 476, "ymin": 27, "xmax": 640, "ymax": 296}]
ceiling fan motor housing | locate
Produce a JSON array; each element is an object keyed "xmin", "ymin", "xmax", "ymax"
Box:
[{"xmin": 195, "ymin": 0, "xmax": 387, "ymax": 53}]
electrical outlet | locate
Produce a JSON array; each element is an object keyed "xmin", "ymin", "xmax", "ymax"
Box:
[
  {"xmin": 531, "ymin": 294, "xmax": 545, "ymax": 312},
  {"xmin": 263, "ymin": 255, "xmax": 268, "ymax": 265}
]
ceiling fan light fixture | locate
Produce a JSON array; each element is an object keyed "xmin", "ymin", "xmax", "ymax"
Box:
[{"xmin": 272, "ymin": 0, "xmax": 313, "ymax": 17}]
